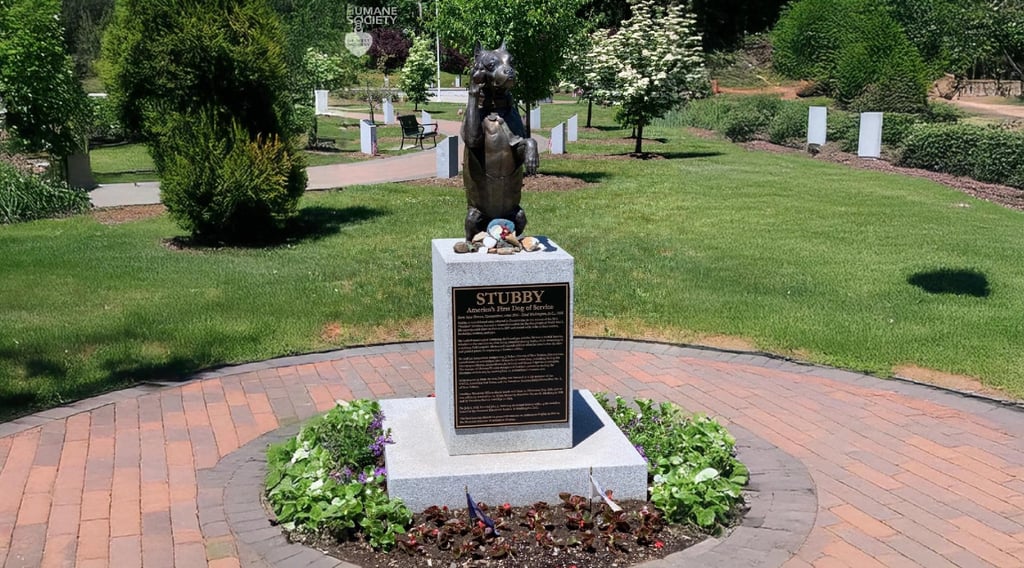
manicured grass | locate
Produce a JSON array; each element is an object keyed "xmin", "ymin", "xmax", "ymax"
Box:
[
  {"xmin": 87, "ymin": 116, "xmax": 430, "ymax": 176},
  {"xmin": 3, "ymin": 111, "xmax": 1024, "ymax": 419},
  {"xmin": 89, "ymin": 143, "xmax": 158, "ymax": 184}
]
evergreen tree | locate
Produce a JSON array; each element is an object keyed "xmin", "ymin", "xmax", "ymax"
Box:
[{"xmin": 100, "ymin": 0, "xmax": 306, "ymax": 243}]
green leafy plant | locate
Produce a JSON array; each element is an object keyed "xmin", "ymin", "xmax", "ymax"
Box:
[
  {"xmin": 595, "ymin": 394, "xmax": 748, "ymax": 533},
  {"xmin": 896, "ymin": 122, "xmax": 1024, "ymax": 188},
  {"xmin": 0, "ymin": 161, "xmax": 91, "ymax": 224},
  {"xmin": 265, "ymin": 399, "xmax": 411, "ymax": 550},
  {"xmin": 399, "ymin": 35, "xmax": 437, "ymax": 111}
]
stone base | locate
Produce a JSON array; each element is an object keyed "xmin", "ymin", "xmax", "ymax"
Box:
[{"xmin": 381, "ymin": 390, "xmax": 648, "ymax": 511}]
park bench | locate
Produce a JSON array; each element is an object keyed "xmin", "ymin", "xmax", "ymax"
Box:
[{"xmin": 398, "ymin": 115, "xmax": 438, "ymax": 150}]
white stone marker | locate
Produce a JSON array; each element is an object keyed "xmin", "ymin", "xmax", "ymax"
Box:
[
  {"xmin": 858, "ymin": 112, "xmax": 883, "ymax": 159},
  {"xmin": 550, "ymin": 122, "xmax": 566, "ymax": 155},
  {"xmin": 382, "ymin": 99, "xmax": 395, "ymax": 125},
  {"xmin": 314, "ymin": 90, "xmax": 328, "ymax": 115},
  {"xmin": 436, "ymin": 135, "xmax": 458, "ymax": 178},
  {"xmin": 567, "ymin": 114, "xmax": 578, "ymax": 142},
  {"xmin": 454, "ymin": 75, "xmax": 462, "ymax": 87},
  {"xmin": 808, "ymin": 106, "xmax": 827, "ymax": 145},
  {"xmin": 530, "ymin": 106, "xmax": 541, "ymax": 129},
  {"xmin": 422, "ymin": 110, "xmax": 432, "ymax": 126},
  {"xmin": 359, "ymin": 119, "xmax": 377, "ymax": 155}
]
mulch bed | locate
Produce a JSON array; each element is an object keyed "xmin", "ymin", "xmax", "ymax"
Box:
[
  {"xmin": 287, "ymin": 499, "xmax": 713, "ymax": 568},
  {"xmin": 90, "ymin": 204, "xmax": 167, "ymax": 224}
]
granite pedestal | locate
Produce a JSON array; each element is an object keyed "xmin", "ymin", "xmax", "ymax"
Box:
[
  {"xmin": 382, "ymin": 390, "xmax": 649, "ymax": 511},
  {"xmin": 431, "ymin": 238, "xmax": 574, "ymax": 455}
]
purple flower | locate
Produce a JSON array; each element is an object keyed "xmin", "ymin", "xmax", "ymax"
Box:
[
  {"xmin": 368, "ymin": 433, "xmax": 394, "ymax": 457},
  {"xmin": 367, "ymin": 412, "xmax": 385, "ymax": 433},
  {"xmin": 374, "ymin": 466, "xmax": 387, "ymax": 478},
  {"xmin": 634, "ymin": 444, "xmax": 648, "ymax": 462},
  {"xmin": 334, "ymin": 466, "xmax": 354, "ymax": 481},
  {"xmin": 357, "ymin": 471, "xmax": 368, "ymax": 483}
]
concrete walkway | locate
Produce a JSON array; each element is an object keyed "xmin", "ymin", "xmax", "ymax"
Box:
[
  {"xmin": 1, "ymin": 339, "xmax": 1023, "ymax": 567},
  {"xmin": 88, "ymin": 109, "xmax": 550, "ymax": 208}
]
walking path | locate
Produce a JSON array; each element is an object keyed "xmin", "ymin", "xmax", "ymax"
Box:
[
  {"xmin": 88, "ymin": 110, "xmax": 550, "ymax": 208},
  {"xmin": 1, "ymin": 339, "xmax": 1023, "ymax": 567}
]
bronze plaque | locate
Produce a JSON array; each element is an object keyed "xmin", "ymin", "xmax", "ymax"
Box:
[{"xmin": 452, "ymin": 283, "xmax": 570, "ymax": 429}]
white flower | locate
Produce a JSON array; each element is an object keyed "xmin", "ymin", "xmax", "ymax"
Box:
[{"xmin": 289, "ymin": 447, "xmax": 310, "ymax": 464}]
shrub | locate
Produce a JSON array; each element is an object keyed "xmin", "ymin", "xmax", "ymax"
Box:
[
  {"xmin": 879, "ymin": 113, "xmax": 922, "ymax": 148},
  {"xmin": 898, "ymin": 123, "xmax": 1024, "ymax": 188},
  {"xmin": 826, "ymin": 110, "xmax": 860, "ymax": 153},
  {"xmin": 160, "ymin": 112, "xmax": 306, "ymax": 243},
  {"xmin": 897, "ymin": 123, "xmax": 987, "ymax": 177},
  {"xmin": 368, "ymin": 28, "xmax": 411, "ymax": 73},
  {"xmin": 102, "ymin": 0, "xmax": 306, "ymax": 242},
  {"xmin": 772, "ymin": 0, "xmax": 929, "ymax": 113},
  {"xmin": 923, "ymin": 101, "xmax": 964, "ymax": 124},
  {"xmin": 667, "ymin": 97, "xmax": 733, "ymax": 131},
  {"xmin": 767, "ymin": 101, "xmax": 810, "ymax": 145},
  {"xmin": 0, "ymin": 161, "xmax": 90, "ymax": 224}
]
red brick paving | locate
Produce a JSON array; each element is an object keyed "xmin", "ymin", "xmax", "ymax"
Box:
[{"xmin": 1, "ymin": 341, "xmax": 1023, "ymax": 567}]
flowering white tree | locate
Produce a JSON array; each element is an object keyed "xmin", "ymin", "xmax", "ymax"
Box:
[
  {"xmin": 399, "ymin": 35, "xmax": 436, "ymax": 111},
  {"xmin": 587, "ymin": 0, "xmax": 709, "ymax": 154}
]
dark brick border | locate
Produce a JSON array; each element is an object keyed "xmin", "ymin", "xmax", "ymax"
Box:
[{"xmin": 198, "ymin": 367, "xmax": 817, "ymax": 568}]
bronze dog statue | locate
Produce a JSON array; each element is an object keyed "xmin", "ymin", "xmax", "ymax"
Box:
[{"xmin": 461, "ymin": 42, "xmax": 539, "ymax": 242}]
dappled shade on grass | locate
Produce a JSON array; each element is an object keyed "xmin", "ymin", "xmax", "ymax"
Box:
[
  {"xmin": 908, "ymin": 269, "xmax": 991, "ymax": 298},
  {"xmin": 166, "ymin": 205, "xmax": 387, "ymax": 249}
]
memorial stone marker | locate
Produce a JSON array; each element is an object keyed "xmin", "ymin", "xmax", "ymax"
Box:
[
  {"xmin": 422, "ymin": 110, "xmax": 432, "ymax": 125},
  {"xmin": 567, "ymin": 114, "xmax": 578, "ymax": 142},
  {"xmin": 808, "ymin": 106, "xmax": 827, "ymax": 146},
  {"xmin": 436, "ymin": 135, "xmax": 459, "ymax": 179},
  {"xmin": 550, "ymin": 122, "xmax": 566, "ymax": 155},
  {"xmin": 314, "ymin": 90, "xmax": 328, "ymax": 115},
  {"xmin": 858, "ymin": 112, "xmax": 883, "ymax": 159},
  {"xmin": 530, "ymin": 106, "xmax": 541, "ymax": 129},
  {"xmin": 383, "ymin": 98, "xmax": 395, "ymax": 125},
  {"xmin": 359, "ymin": 119, "xmax": 377, "ymax": 155}
]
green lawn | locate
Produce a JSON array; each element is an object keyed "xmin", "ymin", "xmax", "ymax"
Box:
[
  {"xmin": 3, "ymin": 114, "xmax": 1024, "ymax": 419},
  {"xmin": 89, "ymin": 143, "xmax": 158, "ymax": 184},
  {"xmin": 88, "ymin": 116, "xmax": 431, "ymax": 177}
]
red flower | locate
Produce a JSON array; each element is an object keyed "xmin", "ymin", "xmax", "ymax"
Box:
[{"xmin": 654, "ymin": 540, "xmax": 664, "ymax": 549}]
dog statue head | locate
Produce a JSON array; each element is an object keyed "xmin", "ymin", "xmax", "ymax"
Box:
[{"xmin": 470, "ymin": 41, "xmax": 516, "ymax": 95}]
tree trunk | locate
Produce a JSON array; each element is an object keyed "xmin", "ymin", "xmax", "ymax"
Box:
[
  {"xmin": 523, "ymin": 104, "xmax": 532, "ymax": 137},
  {"xmin": 586, "ymin": 99, "xmax": 593, "ymax": 128},
  {"xmin": 634, "ymin": 122, "xmax": 644, "ymax": 154}
]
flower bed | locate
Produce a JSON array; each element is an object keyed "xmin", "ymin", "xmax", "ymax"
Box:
[{"xmin": 265, "ymin": 395, "xmax": 748, "ymax": 567}]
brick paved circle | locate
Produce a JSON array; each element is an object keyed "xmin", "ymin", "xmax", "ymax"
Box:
[
  {"xmin": 199, "ymin": 403, "xmax": 815, "ymax": 568},
  {"xmin": 2, "ymin": 338, "xmax": 1023, "ymax": 568}
]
